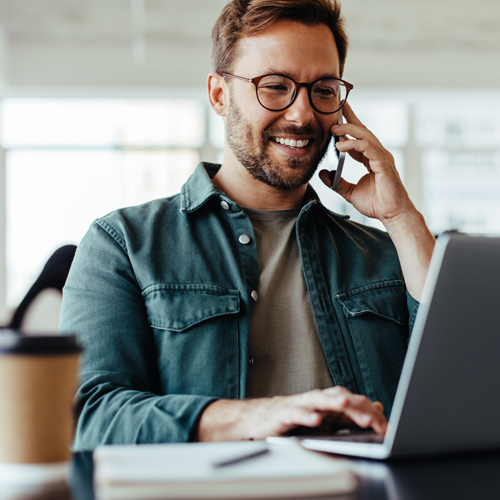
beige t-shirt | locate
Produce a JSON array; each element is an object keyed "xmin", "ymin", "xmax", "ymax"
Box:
[{"xmin": 245, "ymin": 207, "xmax": 334, "ymax": 398}]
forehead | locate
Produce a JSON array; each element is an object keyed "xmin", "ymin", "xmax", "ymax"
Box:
[{"xmin": 234, "ymin": 19, "xmax": 340, "ymax": 80}]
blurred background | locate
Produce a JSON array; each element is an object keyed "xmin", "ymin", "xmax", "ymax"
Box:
[{"xmin": 0, "ymin": 0, "xmax": 499, "ymax": 325}]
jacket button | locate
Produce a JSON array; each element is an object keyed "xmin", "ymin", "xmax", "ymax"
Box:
[
  {"xmin": 251, "ymin": 290, "xmax": 258, "ymax": 301},
  {"xmin": 239, "ymin": 234, "xmax": 251, "ymax": 245},
  {"xmin": 220, "ymin": 200, "xmax": 230, "ymax": 210},
  {"xmin": 248, "ymin": 357, "xmax": 254, "ymax": 367}
]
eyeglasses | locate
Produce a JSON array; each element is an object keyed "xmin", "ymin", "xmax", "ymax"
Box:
[{"xmin": 221, "ymin": 72, "xmax": 353, "ymax": 114}]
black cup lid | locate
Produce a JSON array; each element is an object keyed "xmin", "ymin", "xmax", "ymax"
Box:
[{"xmin": 0, "ymin": 330, "xmax": 83, "ymax": 355}]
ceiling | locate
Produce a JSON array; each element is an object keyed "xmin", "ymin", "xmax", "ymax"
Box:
[
  {"xmin": 0, "ymin": 0, "xmax": 498, "ymax": 48},
  {"xmin": 0, "ymin": 0, "xmax": 498, "ymax": 90},
  {"xmin": 0, "ymin": 0, "xmax": 227, "ymax": 43}
]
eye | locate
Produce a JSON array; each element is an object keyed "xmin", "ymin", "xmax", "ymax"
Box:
[
  {"xmin": 261, "ymin": 83, "xmax": 289, "ymax": 92},
  {"xmin": 258, "ymin": 76, "xmax": 294, "ymax": 95},
  {"xmin": 312, "ymin": 86, "xmax": 336, "ymax": 99},
  {"xmin": 258, "ymin": 82, "xmax": 293, "ymax": 96}
]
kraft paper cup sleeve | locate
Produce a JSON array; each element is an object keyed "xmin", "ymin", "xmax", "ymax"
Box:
[{"xmin": 0, "ymin": 332, "xmax": 83, "ymax": 467}]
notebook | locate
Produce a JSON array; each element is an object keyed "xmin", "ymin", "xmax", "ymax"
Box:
[{"xmin": 94, "ymin": 440, "xmax": 356, "ymax": 499}]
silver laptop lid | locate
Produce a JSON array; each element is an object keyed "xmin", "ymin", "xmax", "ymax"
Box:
[{"xmin": 386, "ymin": 233, "xmax": 500, "ymax": 457}]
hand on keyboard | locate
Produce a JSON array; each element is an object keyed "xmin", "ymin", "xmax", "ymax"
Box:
[{"xmin": 195, "ymin": 386, "xmax": 387, "ymax": 441}]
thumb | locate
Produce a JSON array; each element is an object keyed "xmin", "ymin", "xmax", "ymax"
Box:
[
  {"xmin": 318, "ymin": 169, "xmax": 332, "ymax": 188},
  {"xmin": 335, "ymin": 177, "xmax": 355, "ymax": 202},
  {"xmin": 318, "ymin": 169, "xmax": 354, "ymax": 203}
]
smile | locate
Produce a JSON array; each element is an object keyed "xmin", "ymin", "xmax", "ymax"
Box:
[{"xmin": 273, "ymin": 137, "xmax": 310, "ymax": 149}]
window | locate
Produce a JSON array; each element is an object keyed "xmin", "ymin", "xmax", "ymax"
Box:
[
  {"xmin": 417, "ymin": 99, "xmax": 500, "ymax": 234},
  {"xmin": 2, "ymin": 98, "xmax": 204, "ymax": 308},
  {"xmin": 3, "ymin": 92, "xmax": 500, "ymax": 315}
]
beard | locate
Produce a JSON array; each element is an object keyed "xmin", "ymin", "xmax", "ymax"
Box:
[{"xmin": 225, "ymin": 100, "xmax": 331, "ymax": 190}]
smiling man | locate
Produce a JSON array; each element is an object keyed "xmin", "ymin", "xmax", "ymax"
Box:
[{"xmin": 60, "ymin": 0, "xmax": 436, "ymax": 450}]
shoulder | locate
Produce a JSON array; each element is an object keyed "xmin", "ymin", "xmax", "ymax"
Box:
[
  {"xmin": 88, "ymin": 195, "xmax": 183, "ymax": 251},
  {"xmin": 97, "ymin": 194, "xmax": 181, "ymax": 230}
]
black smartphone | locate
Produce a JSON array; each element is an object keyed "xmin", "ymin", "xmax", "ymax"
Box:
[{"xmin": 330, "ymin": 109, "xmax": 345, "ymax": 191}]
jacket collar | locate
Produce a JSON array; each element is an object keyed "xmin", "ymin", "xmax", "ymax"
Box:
[
  {"xmin": 180, "ymin": 161, "xmax": 347, "ymax": 219},
  {"xmin": 180, "ymin": 162, "xmax": 231, "ymax": 213}
]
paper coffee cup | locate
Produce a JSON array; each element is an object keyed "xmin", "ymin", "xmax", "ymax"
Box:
[{"xmin": 0, "ymin": 331, "xmax": 82, "ymax": 465}]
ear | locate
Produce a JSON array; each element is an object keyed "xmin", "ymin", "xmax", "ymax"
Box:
[{"xmin": 207, "ymin": 71, "xmax": 229, "ymax": 117}]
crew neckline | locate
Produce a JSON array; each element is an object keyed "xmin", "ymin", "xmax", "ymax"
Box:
[{"xmin": 243, "ymin": 206, "xmax": 301, "ymax": 219}]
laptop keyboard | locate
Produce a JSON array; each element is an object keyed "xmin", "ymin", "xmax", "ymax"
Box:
[{"xmin": 325, "ymin": 434, "xmax": 384, "ymax": 444}]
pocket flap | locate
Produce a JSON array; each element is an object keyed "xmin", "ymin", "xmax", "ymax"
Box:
[
  {"xmin": 142, "ymin": 284, "xmax": 240, "ymax": 332},
  {"xmin": 336, "ymin": 280, "xmax": 408, "ymax": 325}
]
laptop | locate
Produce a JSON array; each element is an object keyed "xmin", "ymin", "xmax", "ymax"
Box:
[{"xmin": 301, "ymin": 232, "xmax": 500, "ymax": 459}]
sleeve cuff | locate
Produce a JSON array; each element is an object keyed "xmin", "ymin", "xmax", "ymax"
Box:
[
  {"xmin": 137, "ymin": 394, "xmax": 219, "ymax": 444},
  {"xmin": 406, "ymin": 290, "xmax": 420, "ymax": 338}
]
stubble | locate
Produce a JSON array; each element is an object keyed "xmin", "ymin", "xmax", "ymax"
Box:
[{"xmin": 225, "ymin": 100, "xmax": 331, "ymax": 190}]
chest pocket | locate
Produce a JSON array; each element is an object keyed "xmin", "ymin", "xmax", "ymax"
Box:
[
  {"xmin": 336, "ymin": 280, "xmax": 408, "ymax": 326},
  {"xmin": 143, "ymin": 284, "xmax": 240, "ymax": 332},
  {"xmin": 336, "ymin": 280, "xmax": 409, "ymax": 417},
  {"xmin": 142, "ymin": 284, "xmax": 241, "ymax": 399}
]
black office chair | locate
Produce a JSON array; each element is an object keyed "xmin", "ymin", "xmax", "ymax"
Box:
[{"xmin": 7, "ymin": 244, "xmax": 77, "ymax": 331}]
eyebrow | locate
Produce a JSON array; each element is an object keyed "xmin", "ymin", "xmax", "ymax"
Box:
[{"xmin": 264, "ymin": 68, "xmax": 340, "ymax": 80}]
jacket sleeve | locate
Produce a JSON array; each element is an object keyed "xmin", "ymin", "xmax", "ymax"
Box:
[{"xmin": 59, "ymin": 221, "xmax": 216, "ymax": 451}]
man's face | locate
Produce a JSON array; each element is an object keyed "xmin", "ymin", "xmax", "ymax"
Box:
[{"xmin": 225, "ymin": 20, "xmax": 341, "ymax": 190}]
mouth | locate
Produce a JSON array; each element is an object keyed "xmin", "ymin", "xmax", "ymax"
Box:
[
  {"xmin": 272, "ymin": 136, "xmax": 312, "ymax": 149},
  {"xmin": 269, "ymin": 135, "xmax": 316, "ymax": 158}
]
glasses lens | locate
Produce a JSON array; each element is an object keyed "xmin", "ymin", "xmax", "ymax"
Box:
[
  {"xmin": 257, "ymin": 75, "xmax": 295, "ymax": 111},
  {"xmin": 311, "ymin": 79, "xmax": 347, "ymax": 113}
]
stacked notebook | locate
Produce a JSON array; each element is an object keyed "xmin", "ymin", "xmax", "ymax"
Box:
[{"xmin": 94, "ymin": 441, "xmax": 356, "ymax": 499}]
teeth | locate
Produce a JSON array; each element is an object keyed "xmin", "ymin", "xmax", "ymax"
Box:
[{"xmin": 274, "ymin": 138, "xmax": 310, "ymax": 148}]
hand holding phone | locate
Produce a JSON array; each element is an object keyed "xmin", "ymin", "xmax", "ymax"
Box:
[{"xmin": 330, "ymin": 110, "xmax": 346, "ymax": 191}]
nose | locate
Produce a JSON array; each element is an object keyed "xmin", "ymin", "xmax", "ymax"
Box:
[{"xmin": 283, "ymin": 86, "xmax": 315, "ymax": 127}]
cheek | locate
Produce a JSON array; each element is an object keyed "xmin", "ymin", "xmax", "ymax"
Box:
[
  {"xmin": 319, "ymin": 116, "xmax": 336, "ymax": 136},
  {"xmin": 229, "ymin": 91, "xmax": 281, "ymax": 137},
  {"xmin": 250, "ymin": 113, "xmax": 282, "ymax": 142},
  {"xmin": 250, "ymin": 106, "xmax": 276, "ymax": 128}
]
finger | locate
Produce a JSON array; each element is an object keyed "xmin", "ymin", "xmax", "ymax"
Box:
[
  {"xmin": 340, "ymin": 101, "xmax": 365, "ymax": 128},
  {"xmin": 295, "ymin": 386, "xmax": 352, "ymax": 410},
  {"xmin": 331, "ymin": 122, "xmax": 378, "ymax": 144},
  {"xmin": 281, "ymin": 405, "xmax": 322, "ymax": 429},
  {"xmin": 336, "ymin": 139, "xmax": 387, "ymax": 173},
  {"xmin": 346, "ymin": 148, "xmax": 369, "ymax": 166},
  {"xmin": 324, "ymin": 391, "xmax": 385, "ymax": 430},
  {"xmin": 297, "ymin": 388, "xmax": 388, "ymax": 435},
  {"xmin": 339, "ymin": 397, "xmax": 387, "ymax": 435}
]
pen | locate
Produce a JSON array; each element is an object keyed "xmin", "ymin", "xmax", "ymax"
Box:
[{"xmin": 212, "ymin": 446, "xmax": 270, "ymax": 468}]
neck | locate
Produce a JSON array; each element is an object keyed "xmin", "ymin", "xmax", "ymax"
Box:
[{"xmin": 212, "ymin": 149, "xmax": 307, "ymax": 210}]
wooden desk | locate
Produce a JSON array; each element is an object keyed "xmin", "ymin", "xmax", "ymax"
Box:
[{"xmin": 64, "ymin": 450, "xmax": 500, "ymax": 500}]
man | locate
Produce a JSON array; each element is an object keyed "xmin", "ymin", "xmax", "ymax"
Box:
[{"xmin": 60, "ymin": 0, "xmax": 436, "ymax": 450}]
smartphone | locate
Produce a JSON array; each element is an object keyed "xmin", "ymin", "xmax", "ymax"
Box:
[{"xmin": 330, "ymin": 109, "xmax": 345, "ymax": 191}]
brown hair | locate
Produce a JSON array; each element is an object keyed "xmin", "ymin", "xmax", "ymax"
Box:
[{"xmin": 212, "ymin": 0, "xmax": 349, "ymax": 77}]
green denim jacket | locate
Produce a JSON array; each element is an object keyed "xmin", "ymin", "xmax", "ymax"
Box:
[{"xmin": 60, "ymin": 162, "xmax": 419, "ymax": 451}]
